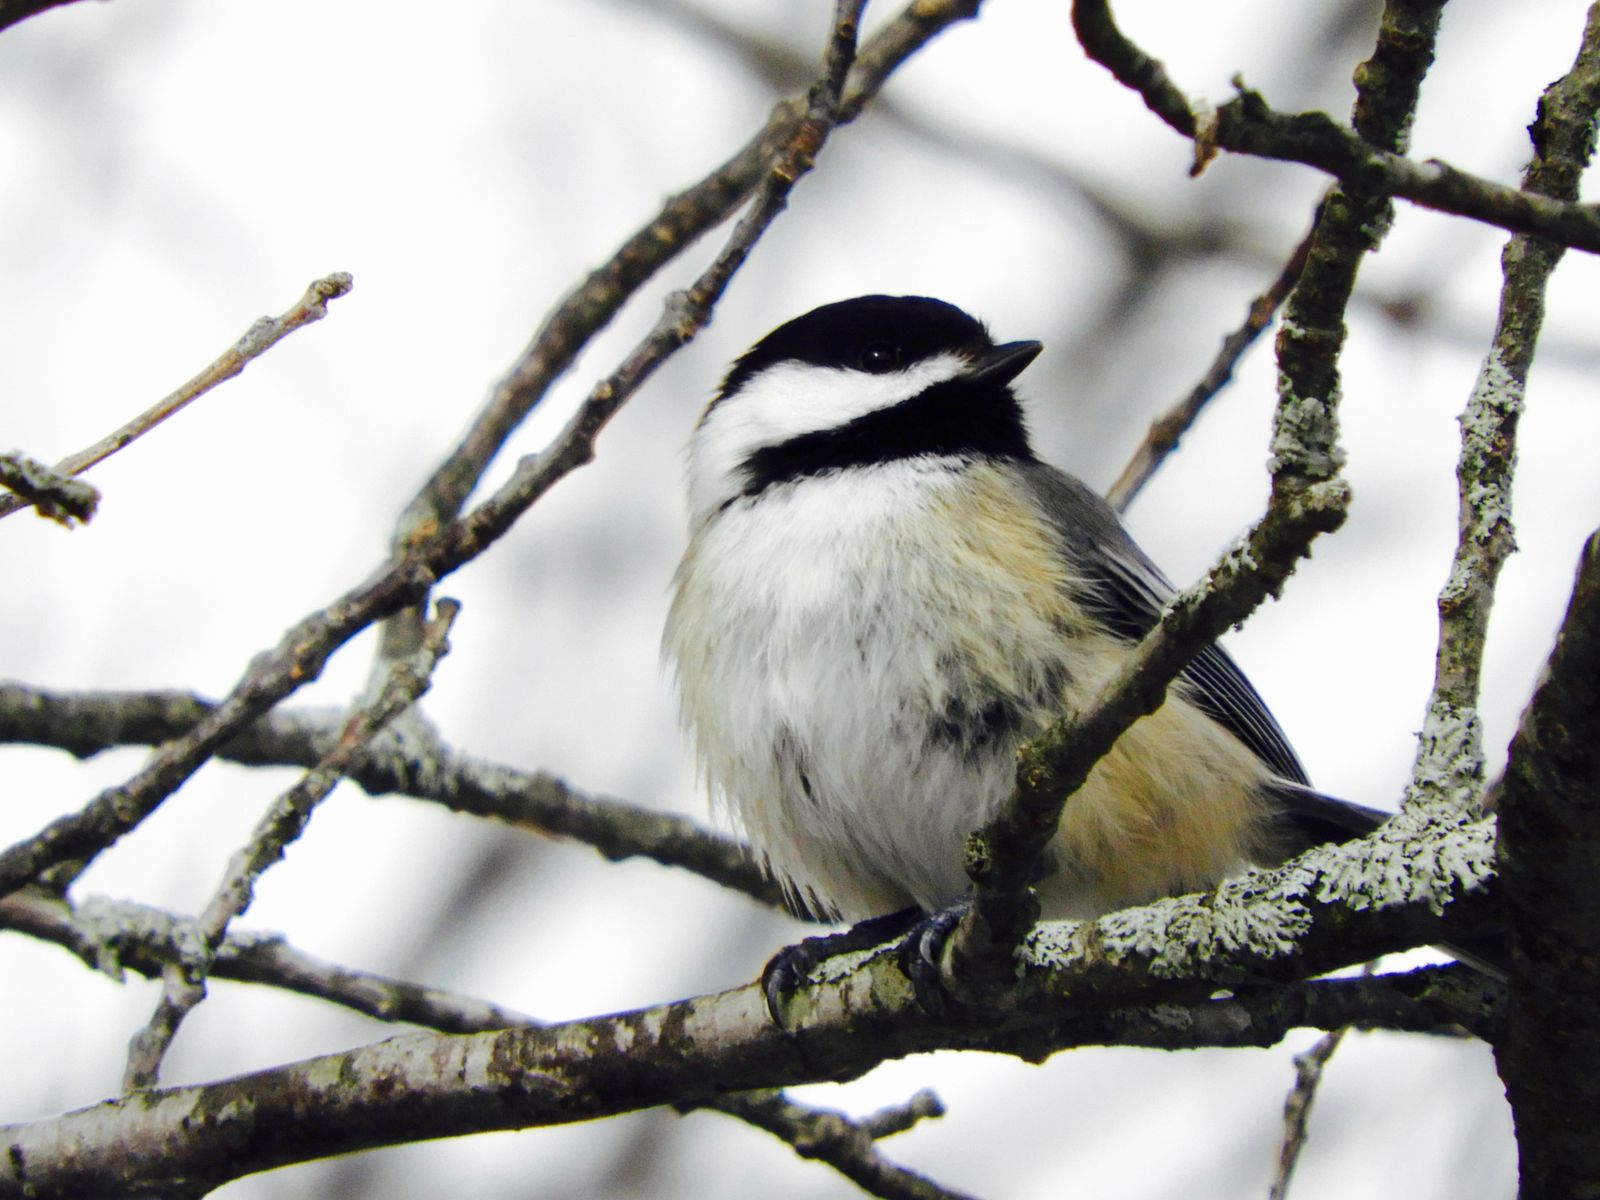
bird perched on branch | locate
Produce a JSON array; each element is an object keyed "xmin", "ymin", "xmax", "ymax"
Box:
[{"xmin": 663, "ymin": 295, "xmax": 1386, "ymax": 1011}]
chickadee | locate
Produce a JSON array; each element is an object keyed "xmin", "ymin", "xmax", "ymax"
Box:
[{"xmin": 664, "ymin": 295, "xmax": 1385, "ymax": 997}]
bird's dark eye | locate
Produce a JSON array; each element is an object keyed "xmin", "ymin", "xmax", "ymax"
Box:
[{"xmin": 857, "ymin": 343, "xmax": 901, "ymax": 373}]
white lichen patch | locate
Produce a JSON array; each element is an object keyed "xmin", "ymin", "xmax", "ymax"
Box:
[
  {"xmin": 1461, "ymin": 350, "xmax": 1523, "ymax": 432},
  {"xmin": 552, "ymin": 1022, "xmax": 603, "ymax": 1060},
  {"xmin": 75, "ymin": 895, "xmax": 208, "ymax": 982},
  {"xmin": 1408, "ymin": 699, "xmax": 1486, "ymax": 811},
  {"xmin": 1455, "ymin": 349, "xmax": 1521, "ymax": 531},
  {"xmin": 1313, "ymin": 817, "xmax": 1496, "ymax": 915},
  {"xmin": 1095, "ymin": 878, "xmax": 1315, "ymax": 977},
  {"xmin": 1217, "ymin": 534, "xmax": 1259, "ymax": 576},
  {"xmin": 1268, "ymin": 332, "xmax": 1347, "ymax": 477},
  {"xmin": 1022, "ymin": 817, "xmax": 1495, "ymax": 980}
]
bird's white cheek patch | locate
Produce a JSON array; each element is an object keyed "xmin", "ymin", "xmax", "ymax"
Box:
[{"xmin": 685, "ymin": 355, "xmax": 967, "ymax": 525}]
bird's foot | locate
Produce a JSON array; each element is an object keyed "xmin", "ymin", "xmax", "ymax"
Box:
[
  {"xmin": 897, "ymin": 901, "xmax": 970, "ymax": 1019},
  {"xmin": 761, "ymin": 907, "xmax": 921, "ymax": 1025}
]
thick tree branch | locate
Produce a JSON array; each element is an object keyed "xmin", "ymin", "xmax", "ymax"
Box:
[
  {"xmin": 1496, "ymin": 530, "xmax": 1600, "ymax": 1194},
  {"xmin": 0, "ymin": 888, "xmax": 967, "ymax": 1200},
  {"xmin": 1071, "ymin": 0, "xmax": 1600, "ymax": 254},
  {"xmin": 0, "ymin": 823, "xmax": 1500, "ymax": 1199}
]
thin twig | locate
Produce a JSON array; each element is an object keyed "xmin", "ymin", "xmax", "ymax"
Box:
[
  {"xmin": 0, "ymin": 452, "xmax": 99, "ymax": 526},
  {"xmin": 433, "ymin": 0, "xmax": 874, "ymax": 569},
  {"xmin": 1410, "ymin": 3, "xmax": 1600, "ymax": 819},
  {"xmin": 0, "ymin": 1, "xmax": 978, "ymax": 905},
  {"xmin": 1267, "ymin": 1028, "xmax": 1348, "ymax": 1200},
  {"xmin": 0, "ymin": 273, "xmax": 352, "ymax": 522},
  {"xmin": 1104, "ymin": 227, "xmax": 1313, "ymax": 512},
  {"xmin": 120, "ymin": 599, "xmax": 459, "ymax": 1091},
  {"xmin": 705, "ymin": 1088, "xmax": 974, "ymax": 1200}
]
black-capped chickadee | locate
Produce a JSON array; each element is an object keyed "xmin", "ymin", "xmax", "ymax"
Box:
[{"xmin": 664, "ymin": 295, "xmax": 1386, "ymax": 995}]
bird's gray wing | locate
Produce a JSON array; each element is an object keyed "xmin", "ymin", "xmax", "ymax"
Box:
[{"xmin": 1016, "ymin": 462, "xmax": 1311, "ymax": 786}]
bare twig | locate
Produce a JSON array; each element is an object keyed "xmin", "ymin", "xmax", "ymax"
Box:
[
  {"xmin": 0, "ymin": 2, "xmax": 966, "ymax": 903},
  {"xmin": 705, "ymin": 1089, "xmax": 974, "ymax": 1200},
  {"xmin": 1410, "ymin": 3, "xmax": 1600, "ymax": 819},
  {"xmin": 0, "ymin": 888, "xmax": 533, "ymax": 1033},
  {"xmin": 1104, "ymin": 227, "xmax": 1313, "ymax": 512},
  {"xmin": 120, "ymin": 599, "xmax": 460, "ymax": 1091},
  {"xmin": 1071, "ymin": 0, "xmax": 1600, "ymax": 254},
  {"xmin": 0, "ymin": 452, "xmax": 98, "ymax": 526},
  {"xmin": 1267, "ymin": 1028, "xmax": 1348, "ymax": 1200},
  {"xmin": 0, "ymin": 273, "xmax": 352, "ymax": 522}
]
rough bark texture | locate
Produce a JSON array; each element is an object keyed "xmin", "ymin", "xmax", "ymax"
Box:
[{"xmin": 1496, "ymin": 530, "xmax": 1600, "ymax": 1199}]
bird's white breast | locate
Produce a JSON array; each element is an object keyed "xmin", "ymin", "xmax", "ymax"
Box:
[{"xmin": 666, "ymin": 458, "xmax": 1088, "ymax": 917}]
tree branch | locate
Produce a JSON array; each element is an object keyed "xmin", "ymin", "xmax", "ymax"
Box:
[
  {"xmin": 704, "ymin": 1090, "xmax": 973, "ymax": 1200},
  {"xmin": 2, "ymin": 882, "xmax": 976, "ymax": 1199},
  {"xmin": 1409, "ymin": 3, "xmax": 1600, "ymax": 824},
  {"xmin": 1071, "ymin": 0, "xmax": 1600, "ymax": 254},
  {"xmin": 0, "ymin": 888, "xmax": 535, "ymax": 1033},
  {"xmin": 0, "ymin": 682, "xmax": 786, "ymax": 913},
  {"xmin": 376, "ymin": 0, "xmax": 981, "ymax": 663},
  {"xmin": 0, "ymin": 452, "xmax": 98, "ymax": 527},
  {"xmin": 1104, "ymin": 226, "xmax": 1312, "ymax": 512},
  {"xmin": 1266, "ymin": 1027, "xmax": 1348, "ymax": 1200},
  {"xmin": 1495, "ymin": 530, "xmax": 1600, "ymax": 1193},
  {"xmin": 120, "ymin": 600, "xmax": 460, "ymax": 1092}
]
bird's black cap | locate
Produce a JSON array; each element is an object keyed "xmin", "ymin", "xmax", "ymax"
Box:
[{"xmin": 718, "ymin": 295, "xmax": 995, "ymax": 401}]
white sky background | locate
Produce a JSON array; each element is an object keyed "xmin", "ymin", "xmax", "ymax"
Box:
[{"xmin": 2, "ymin": 0, "xmax": 1595, "ymax": 1196}]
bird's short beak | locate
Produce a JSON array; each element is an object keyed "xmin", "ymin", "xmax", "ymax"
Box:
[{"xmin": 967, "ymin": 340, "xmax": 1043, "ymax": 387}]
